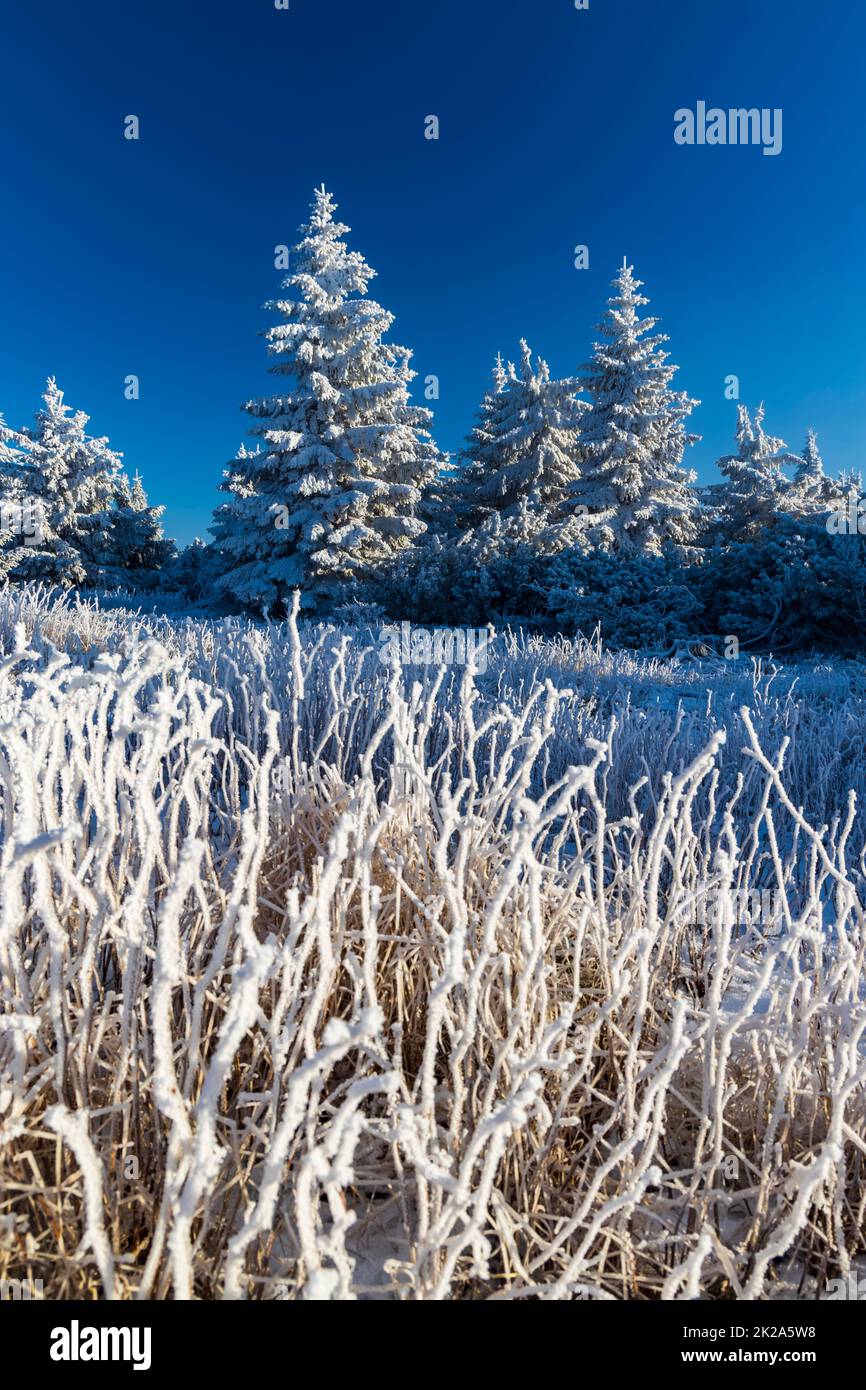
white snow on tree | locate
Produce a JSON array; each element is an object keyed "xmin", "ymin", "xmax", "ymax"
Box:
[
  {"xmin": 0, "ymin": 411, "xmax": 42, "ymax": 555},
  {"xmin": 105, "ymin": 470, "xmax": 175, "ymax": 580},
  {"xmin": 455, "ymin": 343, "xmax": 586, "ymax": 535},
  {"xmin": 0, "ymin": 379, "xmax": 127, "ymax": 586},
  {"xmin": 565, "ymin": 260, "xmax": 700, "ymax": 554},
  {"xmin": 781, "ymin": 430, "xmax": 847, "ymax": 521},
  {"xmin": 211, "ymin": 186, "xmax": 445, "ymax": 613},
  {"xmin": 416, "ymin": 446, "xmax": 457, "ymax": 536},
  {"xmin": 711, "ymin": 403, "xmax": 801, "ymax": 540},
  {"xmin": 0, "ymin": 382, "xmax": 172, "ymax": 588},
  {"xmin": 450, "ymin": 352, "xmax": 511, "ymax": 529}
]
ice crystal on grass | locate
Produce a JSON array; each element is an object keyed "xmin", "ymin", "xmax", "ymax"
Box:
[{"xmin": 0, "ymin": 587, "xmax": 864, "ymax": 1300}]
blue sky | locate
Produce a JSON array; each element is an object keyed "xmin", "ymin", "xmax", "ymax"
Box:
[{"xmin": 3, "ymin": 0, "xmax": 865, "ymax": 547}]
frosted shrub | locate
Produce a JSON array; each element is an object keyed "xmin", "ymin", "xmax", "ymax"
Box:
[
  {"xmin": 381, "ymin": 518, "xmax": 549, "ymax": 628},
  {"xmin": 0, "ymin": 382, "xmax": 172, "ymax": 591},
  {"xmin": 544, "ymin": 547, "xmax": 702, "ymax": 650},
  {"xmin": 0, "ymin": 588, "xmax": 865, "ymax": 1300},
  {"xmin": 695, "ymin": 517, "xmax": 866, "ymax": 654}
]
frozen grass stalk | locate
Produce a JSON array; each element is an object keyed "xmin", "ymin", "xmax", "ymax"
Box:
[{"xmin": 0, "ymin": 585, "xmax": 864, "ymax": 1300}]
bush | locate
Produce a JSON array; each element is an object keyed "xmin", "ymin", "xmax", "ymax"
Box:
[
  {"xmin": 695, "ymin": 515, "xmax": 866, "ymax": 654},
  {"xmin": 543, "ymin": 547, "xmax": 704, "ymax": 650},
  {"xmin": 379, "ymin": 520, "xmax": 550, "ymax": 627}
]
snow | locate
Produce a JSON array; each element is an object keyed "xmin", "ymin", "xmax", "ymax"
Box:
[{"xmin": 1, "ymin": 585, "xmax": 864, "ymax": 1301}]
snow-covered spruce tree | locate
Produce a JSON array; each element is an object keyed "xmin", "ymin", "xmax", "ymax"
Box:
[
  {"xmin": 0, "ymin": 379, "xmax": 127, "ymax": 587},
  {"xmin": 565, "ymin": 260, "xmax": 700, "ymax": 554},
  {"xmin": 711, "ymin": 403, "xmax": 800, "ymax": 540},
  {"xmin": 449, "ymin": 353, "xmax": 511, "ymax": 529},
  {"xmin": 781, "ymin": 430, "xmax": 846, "ymax": 521},
  {"xmin": 162, "ymin": 537, "xmax": 215, "ymax": 604},
  {"xmin": 103, "ymin": 471, "xmax": 175, "ymax": 582},
  {"xmin": 0, "ymin": 412, "xmax": 37, "ymax": 560},
  {"xmin": 211, "ymin": 186, "xmax": 444, "ymax": 614},
  {"xmin": 455, "ymin": 342, "xmax": 585, "ymax": 535}
]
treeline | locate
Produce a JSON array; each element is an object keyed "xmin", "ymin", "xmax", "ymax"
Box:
[{"xmin": 1, "ymin": 186, "xmax": 863, "ymax": 654}]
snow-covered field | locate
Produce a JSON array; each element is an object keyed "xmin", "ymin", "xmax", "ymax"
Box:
[{"xmin": 1, "ymin": 586, "xmax": 865, "ymax": 1300}]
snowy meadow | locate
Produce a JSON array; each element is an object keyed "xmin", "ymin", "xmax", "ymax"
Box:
[{"xmin": 1, "ymin": 586, "xmax": 865, "ymax": 1301}]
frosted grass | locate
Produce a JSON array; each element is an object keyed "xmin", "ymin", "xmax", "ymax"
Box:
[{"xmin": 0, "ymin": 584, "xmax": 864, "ymax": 1300}]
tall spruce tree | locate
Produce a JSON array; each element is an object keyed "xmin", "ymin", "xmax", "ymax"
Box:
[
  {"xmin": 566, "ymin": 260, "xmax": 700, "ymax": 554},
  {"xmin": 455, "ymin": 341, "xmax": 585, "ymax": 534},
  {"xmin": 211, "ymin": 186, "xmax": 444, "ymax": 613}
]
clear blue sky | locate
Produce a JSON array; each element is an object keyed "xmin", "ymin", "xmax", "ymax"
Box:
[{"xmin": 3, "ymin": 0, "xmax": 865, "ymax": 547}]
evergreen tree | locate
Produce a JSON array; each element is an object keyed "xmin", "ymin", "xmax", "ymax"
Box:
[
  {"xmin": 105, "ymin": 471, "xmax": 175, "ymax": 578},
  {"xmin": 451, "ymin": 353, "xmax": 511, "ymax": 528},
  {"xmin": 211, "ymin": 186, "xmax": 444, "ymax": 613},
  {"xmin": 565, "ymin": 260, "xmax": 700, "ymax": 554},
  {"xmin": 455, "ymin": 342, "xmax": 585, "ymax": 533},
  {"xmin": 712, "ymin": 403, "xmax": 800, "ymax": 540},
  {"xmin": 163, "ymin": 537, "xmax": 214, "ymax": 603},
  {"xmin": 0, "ymin": 412, "xmax": 41, "ymax": 556},
  {"xmin": 782, "ymin": 430, "xmax": 846, "ymax": 520},
  {"xmin": 0, "ymin": 379, "xmax": 126, "ymax": 586}
]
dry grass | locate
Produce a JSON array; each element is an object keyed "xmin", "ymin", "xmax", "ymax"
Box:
[{"xmin": 1, "ymin": 586, "xmax": 865, "ymax": 1300}]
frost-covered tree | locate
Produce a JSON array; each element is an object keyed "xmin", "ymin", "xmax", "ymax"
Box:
[
  {"xmin": 0, "ymin": 379, "xmax": 127, "ymax": 586},
  {"xmin": 105, "ymin": 471, "xmax": 175, "ymax": 579},
  {"xmin": 0, "ymin": 383, "xmax": 172, "ymax": 588},
  {"xmin": 211, "ymin": 186, "xmax": 445, "ymax": 613},
  {"xmin": 163, "ymin": 537, "xmax": 214, "ymax": 603},
  {"xmin": 782, "ymin": 430, "xmax": 846, "ymax": 521},
  {"xmin": 565, "ymin": 260, "xmax": 700, "ymax": 554},
  {"xmin": 455, "ymin": 343, "xmax": 585, "ymax": 534},
  {"xmin": 0, "ymin": 412, "xmax": 38, "ymax": 554},
  {"xmin": 450, "ymin": 353, "xmax": 510, "ymax": 528},
  {"xmin": 711, "ymin": 403, "xmax": 800, "ymax": 540}
]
